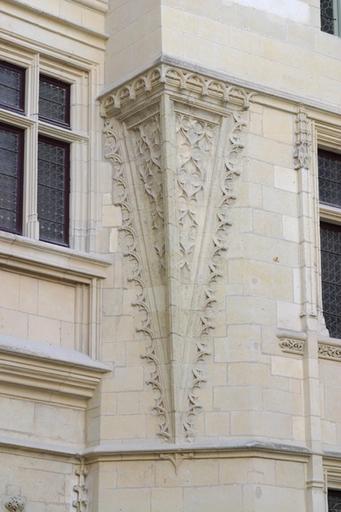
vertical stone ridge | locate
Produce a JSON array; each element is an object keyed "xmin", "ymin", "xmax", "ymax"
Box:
[
  {"xmin": 183, "ymin": 110, "xmax": 249, "ymax": 439},
  {"xmin": 103, "ymin": 118, "xmax": 171, "ymax": 440},
  {"xmin": 132, "ymin": 115, "xmax": 165, "ymax": 270}
]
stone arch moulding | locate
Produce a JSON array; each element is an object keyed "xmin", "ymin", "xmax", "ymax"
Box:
[{"xmin": 102, "ymin": 63, "xmax": 251, "ymax": 442}]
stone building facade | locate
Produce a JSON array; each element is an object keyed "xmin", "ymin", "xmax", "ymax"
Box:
[{"xmin": 0, "ymin": 0, "xmax": 341, "ymax": 511}]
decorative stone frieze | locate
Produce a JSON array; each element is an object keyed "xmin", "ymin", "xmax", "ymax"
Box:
[
  {"xmin": 101, "ymin": 64, "xmax": 254, "ymax": 117},
  {"xmin": 279, "ymin": 338, "xmax": 305, "ymax": 355},
  {"xmin": 318, "ymin": 342, "xmax": 341, "ymax": 362}
]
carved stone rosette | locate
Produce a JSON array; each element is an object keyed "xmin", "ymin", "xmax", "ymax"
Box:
[
  {"xmin": 4, "ymin": 497, "xmax": 25, "ymax": 512},
  {"xmin": 101, "ymin": 62, "xmax": 251, "ymax": 442}
]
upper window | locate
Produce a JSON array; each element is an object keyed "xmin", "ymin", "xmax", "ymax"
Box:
[
  {"xmin": 39, "ymin": 74, "xmax": 70, "ymax": 128},
  {"xmin": 0, "ymin": 123, "xmax": 24, "ymax": 234},
  {"xmin": 321, "ymin": 0, "xmax": 341, "ymax": 35},
  {"xmin": 319, "ymin": 149, "xmax": 341, "ymax": 339},
  {"xmin": 0, "ymin": 59, "xmax": 72, "ymax": 246},
  {"xmin": 319, "ymin": 149, "xmax": 341, "ymax": 208},
  {"xmin": 38, "ymin": 136, "xmax": 70, "ymax": 245},
  {"xmin": 329, "ymin": 489, "xmax": 341, "ymax": 511},
  {"xmin": 0, "ymin": 60, "xmax": 25, "ymax": 112}
]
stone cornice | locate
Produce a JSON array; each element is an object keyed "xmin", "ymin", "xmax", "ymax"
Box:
[
  {"xmin": 100, "ymin": 62, "xmax": 254, "ymax": 117},
  {"xmin": 100, "ymin": 55, "xmax": 341, "ymax": 119}
]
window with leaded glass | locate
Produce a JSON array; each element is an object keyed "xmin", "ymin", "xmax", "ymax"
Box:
[
  {"xmin": 39, "ymin": 75, "xmax": 70, "ymax": 127},
  {"xmin": 0, "ymin": 60, "xmax": 25, "ymax": 112},
  {"xmin": 320, "ymin": 222, "xmax": 341, "ymax": 339},
  {"xmin": 319, "ymin": 149, "xmax": 341, "ymax": 208},
  {"xmin": 329, "ymin": 489, "xmax": 341, "ymax": 511},
  {"xmin": 321, "ymin": 0, "xmax": 341, "ymax": 35},
  {"xmin": 0, "ymin": 123, "xmax": 24, "ymax": 234},
  {"xmin": 38, "ymin": 136, "xmax": 70, "ymax": 246}
]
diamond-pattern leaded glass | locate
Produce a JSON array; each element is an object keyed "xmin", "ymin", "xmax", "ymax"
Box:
[
  {"xmin": 329, "ymin": 490, "xmax": 341, "ymax": 511},
  {"xmin": 321, "ymin": 0, "xmax": 336, "ymax": 33},
  {"xmin": 0, "ymin": 60, "xmax": 25, "ymax": 111},
  {"xmin": 38, "ymin": 137, "xmax": 70, "ymax": 245},
  {"xmin": 39, "ymin": 75, "xmax": 70, "ymax": 127},
  {"xmin": 320, "ymin": 222, "xmax": 341, "ymax": 339},
  {"xmin": 0, "ymin": 124, "xmax": 24, "ymax": 233},
  {"xmin": 319, "ymin": 149, "xmax": 341, "ymax": 208}
]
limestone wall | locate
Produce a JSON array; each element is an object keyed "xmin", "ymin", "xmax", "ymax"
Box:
[{"xmin": 0, "ymin": 1, "xmax": 341, "ymax": 511}]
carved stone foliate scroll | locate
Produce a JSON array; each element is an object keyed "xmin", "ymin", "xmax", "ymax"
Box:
[
  {"xmin": 294, "ymin": 107, "xmax": 312, "ymax": 171},
  {"xmin": 72, "ymin": 461, "xmax": 88, "ymax": 512},
  {"xmin": 183, "ymin": 110, "xmax": 248, "ymax": 439},
  {"xmin": 102, "ymin": 63, "xmax": 251, "ymax": 442},
  {"xmin": 318, "ymin": 342, "xmax": 341, "ymax": 361},
  {"xmin": 133, "ymin": 115, "xmax": 165, "ymax": 270},
  {"xmin": 103, "ymin": 118, "xmax": 171, "ymax": 440},
  {"xmin": 279, "ymin": 338, "xmax": 305, "ymax": 355},
  {"xmin": 176, "ymin": 114, "xmax": 217, "ymax": 274}
]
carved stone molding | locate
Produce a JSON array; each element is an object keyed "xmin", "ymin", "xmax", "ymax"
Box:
[
  {"xmin": 294, "ymin": 107, "xmax": 312, "ymax": 171},
  {"xmin": 72, "ymin": 461, "xmax": 88, "ymax": 512},
  {"xmin": 133, "ymin": 115, "xmax": 165, "ymax": 270},
  {"xmin": 4, "ymin": 497, "xmax": 25, "ymax": 512},
  {"xmin": 103, "ymin": 118, "xmax": 170, "ymax": 440},
  {"xmin": 101, "ymin": 63, "xmax": 254, "ymax": 117},
  {"xmin": 183, "ymin": 110, "xmax": 248, "ymax": 439},
  {"xmin": 279, "ymin": 338, "xmax": 305, "ymax": 355},
  {"xmin": 318, "ymin": 342, "xmax": 341, "ymax": 362}
]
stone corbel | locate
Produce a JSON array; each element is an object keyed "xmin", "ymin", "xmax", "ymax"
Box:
[{"xmin": 101, "ymin": 63, "xmax": 250, "ymax": 442}]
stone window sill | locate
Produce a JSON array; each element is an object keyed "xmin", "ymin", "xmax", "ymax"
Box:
[{"xmin": 0, "ymin": 230, "xmax": 111, "ymax": 279}]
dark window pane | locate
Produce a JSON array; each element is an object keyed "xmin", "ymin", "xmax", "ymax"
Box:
[
  {"xmin": 0, "ymin": 123, "xmax": 24, "ymax": 234},
  {"xmin": 321, "ymin": 0, "xmax": 336, "ymax": 34},
  {"xmin": 329, "ymin": 490, "xmax": 341, "ymax": 511},
  {"xmin": 0, "ymin": 60, "xmax": 25, "ymax": 112},
  {"xmin": 38, "ymin": 136, "xmax": 70, "ymax": 245},
  {"xmin": 39, "ymin": 75, "xmax": 70, "ymax": 127},
  {"xmin": 321, "ymin": 222, "xmax": 341, "ymax": 339},
  {"xmin": 319, "ymin": 149, "xmax": 341, "ymax": 208}
]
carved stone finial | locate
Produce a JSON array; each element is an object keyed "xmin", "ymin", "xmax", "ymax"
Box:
[
  {"xmin": 294, "ymin": 107, "xmax": 311, "ymax": 170},
  {"xmin": 4, "ymin": 496, "xmax": 25, "ymax": 512}
]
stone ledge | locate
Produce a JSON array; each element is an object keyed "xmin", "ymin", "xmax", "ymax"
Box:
[
  {"xmin": 0, "ymin": 231, "xmax": 111, "ymax": 280},
  {"xmin": 0, "ymin": 436, "xmax": 311, "ymax": 461},
  {"xmin": 0, "ymin": 335, "xmax": 110, "ymax": 407}
]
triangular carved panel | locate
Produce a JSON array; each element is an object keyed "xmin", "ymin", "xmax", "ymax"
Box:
[{"xmin": 102, "ymin": 64, "xmax": 250, "ymax": 443}]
